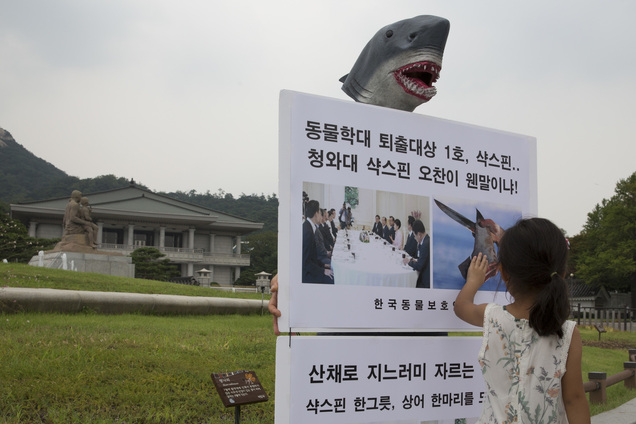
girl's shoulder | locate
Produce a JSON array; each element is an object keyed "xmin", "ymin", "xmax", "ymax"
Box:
[
  {"xmin": 482, "ymin": 303, "xmax": 511, "ymax": 329},
  {"xmin": 484, "ymin": 303, "xmax": 507, "ymax": 320},
  {"xmin": 560, "ymin": 320, "xmax": 577, "ymax": 350}
]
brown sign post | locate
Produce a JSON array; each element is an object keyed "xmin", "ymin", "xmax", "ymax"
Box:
[{"xmin": 211, "ymin": 370, "xmax": 268, "ymax": 423}]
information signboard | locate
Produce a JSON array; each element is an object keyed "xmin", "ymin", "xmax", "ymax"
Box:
[
  {"xmin": 278, "ymin": 90, "xmax": 537, "ymax": 332},
  {"xmin": 275, "ymin": 90, "xmax": 537, "ymax": 423},
  {"xmin": 211, "ymin": 370, "xmax": 268, "ymax": 407},
  {"xmin": 275, "ymin": 336, "xmax": 484, "ymax": 423}
]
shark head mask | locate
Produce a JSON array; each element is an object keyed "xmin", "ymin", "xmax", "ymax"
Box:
[{"xmin": 340, "ymin": 15, "xmax": 450, "ymax": 112}]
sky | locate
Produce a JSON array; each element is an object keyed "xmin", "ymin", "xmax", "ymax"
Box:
[{"xmin": 1, "ymin": 0, "xmax": 635, "ymax": 236}]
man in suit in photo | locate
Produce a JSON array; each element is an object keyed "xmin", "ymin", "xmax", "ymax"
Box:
[
  {"xmin": 303, "ymin": 200, "xmax": 334, "ymax": 284},
  {"xmin": 403, "ymin": 219, "xmax": 430, "ymax": 288},
  {"xmin": 328, "ymin": 208, "xmax": 338, "ymax": 240},
  {"xmin": 372, "ymin": 215, "xmax": 383, "ymax": 237},
  {"xmin": 387, "ymin": 216, "xmax": 396, "ymax": 244},
  {"xmin": 320, "ymin": 209, "xmax": 334, "ymax": 251},
  {"xmin": 317, "ymin": 209, "xmax": 333, "ymax": 260},
  {"xmin": 338, "ymin": 203, "xmax": 347, "ymax": 229},
  {"xmin": 404, "ymin": 215, "xmax": 418, "ymax": 258},
  {"xmin": 382, "ymin": 216, "xmax": 390, "ymax": 241}
]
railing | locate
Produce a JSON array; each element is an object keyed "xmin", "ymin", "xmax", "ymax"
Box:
[
  {"xmin": 48, "ymin": 255, "xmax": 64, "ymax": 270},
  {"xmin": 209, "ymin": 285, "xmax": 269, "ymax": 294},
  {"xmin": 98, "ymin": 244, "xmax": 249, "ymax": 266},
  {"xmin": 584, "ymin": 349, "xmax": 636, "ymax": 404},
  {"xmin": 99, "ymin": 243, "xmax": 131, "ymax": 251},
  {"xmin": 161, "ymin": 246, "xmax": 204, "ymax": 254},
  {"xmin": 572, "ymin": 304, "xmax": 635, "ymax": 331},
  {"xmin": 99, "ymin": 244, "xmax": 203, "ymax": 255},
  {"xmin": 169, "ymin": 276, "xmax": 200, "ymax": 286},
  {"xmin": 202, "ymin": 252, "xmax": 250, "ymax": 266}
]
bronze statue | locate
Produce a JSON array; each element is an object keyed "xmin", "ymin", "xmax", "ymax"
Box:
[
  {"xmin": 80, "ymin": 197, "xmax": 99, "ymax": 248},
  {"xmin": 54, "ymin": 190, "xmax": 98, "ymax": 251}
]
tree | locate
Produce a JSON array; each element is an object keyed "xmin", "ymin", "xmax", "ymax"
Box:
[
  {"xmin": 344, "ymin": 186, "xmax": 359, "ymax": 209},
  {"xmin": 0, "ymin": 214, "xmax": 58, "ymax": 262},
  {"xmin": 159, "ymin": 190, "xmax": 278, "ymax": 232},
  {"xmin": 130, "ymin": 247, "xmax": 180, "ymax": 281},
  {"xmin": 234, "ymin": 231, "xmax": 277, "ymax": 285},
  {"xmin": 569, "ymin": 171, "xmax": 636, "ymax": 305}
]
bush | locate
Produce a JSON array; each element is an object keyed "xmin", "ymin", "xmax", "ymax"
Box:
[
  {"xmin": 130, "ymin": 247, "xmax": 180, "ymax": 281},
  {"xmin": 0, "ymin": 214, "xmax": 58, "ymax": 262}
]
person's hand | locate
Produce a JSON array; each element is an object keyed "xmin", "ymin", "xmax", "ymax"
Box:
[
  {"xmin": 455, "ymin": 253, "xmax": 490, "ymax": 327},
  {"xmin": 466, "ymin": 253, "xmax": 488, "ymax": 287},
  {"xmin": 268, "ymin": 274, "xmax": 281, "ymax": 335},
  {"xmin": 324, "ymin": 269, "xmax": 334, "ymax": 279}
]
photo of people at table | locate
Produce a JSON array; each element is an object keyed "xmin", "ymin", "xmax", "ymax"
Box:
[{"xmin": 301, "ymin": 182, "xmax": 431, "ymax": 288}]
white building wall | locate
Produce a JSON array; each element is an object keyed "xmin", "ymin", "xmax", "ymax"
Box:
[
  {"xmin": 214, "ymin": 236, "xmax": 233, "ymax": 253},
  {"xmin": 355, "ymin": 188, "xmax": 376, "ymax": 229},
  {"xmin": 193, "ymin": 233, "xmax": 209, "ymax": 250},
  {"xmin": 214, "ymin": 266, "xmax": 231, "ymax": 285},
  {"xmin": 303, "ymin": 183, "xmax": 345, "ymax": 215},
  {"xmin": 37, "ymin": 224, "xmax": 63, "ymax": 239}
]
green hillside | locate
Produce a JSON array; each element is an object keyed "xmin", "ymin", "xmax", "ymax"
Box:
[{"xmin": 0, "ymin": 127, "xmax": 277, "ymax": 232}]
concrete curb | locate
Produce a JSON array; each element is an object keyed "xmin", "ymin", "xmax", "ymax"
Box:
[{"xmin": 0, "ymin": 287, "xmax": 266, "ymax": 315}]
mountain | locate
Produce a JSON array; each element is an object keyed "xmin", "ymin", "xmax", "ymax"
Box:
[
  {"xmin": 0, "ymin": 128, "xmax": 69, "ymax": 203},
  {"xmin": 0, "ymin": 127, "xmax": 277, "ymax": 231},
  {"xmin": 0, "ymin": 127, "xmax": 145, "ymax": 211}
]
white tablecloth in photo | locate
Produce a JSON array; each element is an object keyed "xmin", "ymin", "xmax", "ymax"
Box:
[{"xmin": 331, "ymin": 230, "xmax": 418, "ymax": 288}]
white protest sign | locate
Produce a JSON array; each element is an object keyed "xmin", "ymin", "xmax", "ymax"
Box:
[
  {"xmin": 275, "ymin": 336, "xmax": 484, "ymax": 424},
  {"xmin": 278, "ymin": 90, "xmax": 537, "ymax": 332}
]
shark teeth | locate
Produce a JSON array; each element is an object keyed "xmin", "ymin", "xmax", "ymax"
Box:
[{"xmin": 394, "ymin": 61, "xmax": 441, "ymax": 100}]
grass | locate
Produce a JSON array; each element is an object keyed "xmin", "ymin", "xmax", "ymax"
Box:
[
  {"xmin": 0, "ymin": 263, "xmax": 266, "ymax": 300},
  {"xmin": 0, "ymin": 313, "xmax": 276, "ymax": 423},
  {"xmin": 1, "ymin": 263, "xmax": 635, "ymax": 422},
  {"xmin": 578, "ymin": 325, "xmax": 636, "ymax": 416}
]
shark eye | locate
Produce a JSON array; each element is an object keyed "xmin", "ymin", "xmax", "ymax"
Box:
[{"xmin": 385, "ymin": 30, "xmax": 393, "ymax": 38}]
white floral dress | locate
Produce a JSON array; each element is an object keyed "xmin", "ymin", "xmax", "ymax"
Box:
[{"xmin": 477, "ymin": 303, "xmax": 575, "ymax": 424}]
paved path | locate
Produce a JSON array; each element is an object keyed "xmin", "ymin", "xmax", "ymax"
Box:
[{"xmin": 592, "ymin": 397, "xmax": 636, "ymax": 424}]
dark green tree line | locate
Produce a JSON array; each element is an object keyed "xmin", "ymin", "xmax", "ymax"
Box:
[
  {"xmin": 162, "ymin": 189, "xmax": 278, "ymax": 232},
  {"xmin": 235, "ymin": 231, "xmax": 277, "ymax": 285},
  {"xmin": 569, "ymin": 171, "xmax": 636, "ymax": 305}
]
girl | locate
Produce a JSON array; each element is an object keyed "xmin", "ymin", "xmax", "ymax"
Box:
[{"xmin": 454, "ymin": 218, "xmax": 590, "ymax": 423}]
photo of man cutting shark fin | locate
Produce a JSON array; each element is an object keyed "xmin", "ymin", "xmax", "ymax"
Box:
[{"xmin": 432, "ymin": 197, "xmax": 521, "ymax": 291}]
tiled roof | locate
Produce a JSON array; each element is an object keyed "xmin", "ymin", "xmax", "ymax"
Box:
[{"xmin": 568, "ymin": 279, "xmax": 598, "ymax": 298}]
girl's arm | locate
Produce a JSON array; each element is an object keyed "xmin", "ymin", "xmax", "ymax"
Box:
[
  {"xmin": 454, "ymin": 253, "xmax": 489, "ymax": 327},
  {"xmin": 562, "ymin": 327, "xmax": 591, "ymax": 423}
]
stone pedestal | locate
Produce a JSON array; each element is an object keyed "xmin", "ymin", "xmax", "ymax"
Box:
[
  {"xmin": 29, "ymin": 251, "xmax": 135, "ymax": 278},
  {"xmin": 52, "ymin": 233, "xmax": 96, "ymax": 254}
]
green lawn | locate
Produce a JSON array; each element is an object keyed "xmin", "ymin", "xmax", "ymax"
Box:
[
  {"xmin": 1, "ymin": 262, "xmax": 265, "ymax": 299},
  {"xmin": 578, "ymin": 326, "xmax": 636, "ymax": 416},
  {"xmin": 1, "ymin": 263, "xmax": 634, "ymax": 422},
  {"xmin": 0, "ymin": 313, "xmax": 276, "ymax": 423}
]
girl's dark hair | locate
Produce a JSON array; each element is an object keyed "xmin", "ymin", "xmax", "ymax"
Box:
[{"xmin": 498, "ymin": 218, "xmax": 570, "ymax": 337}]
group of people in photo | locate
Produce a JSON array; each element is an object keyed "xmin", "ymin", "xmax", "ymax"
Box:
[
  {"xmin": 302, "ymin": 199, "xmax": 337, "ymax": 284},
  {"xmin": 371, "ymin": 214, "xmax": 430, "ymax": 288},
  {"xmin": 302, "ymin": 198, "xmax": 430, "ymax": 288}
]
